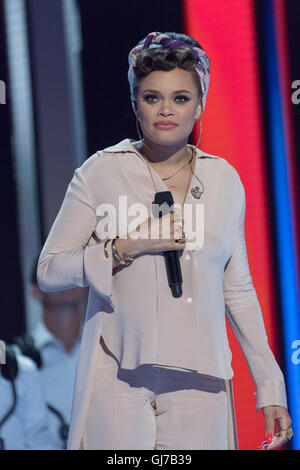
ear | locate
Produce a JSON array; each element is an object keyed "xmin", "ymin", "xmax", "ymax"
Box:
[{"xmin": 195, "ymin": 101, "xmax": 202, "ymax": 120}]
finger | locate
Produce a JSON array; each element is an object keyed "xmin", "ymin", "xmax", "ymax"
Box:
[
  {"xmin": 173, "ymin": 206, "xmax": 182, "ymax": 218},
  {"xmin": 173, "ymin": 234, "xmax": 186, "ymax": 248},
  {"xmin": 262, "ymin": 409, "xmax": 292, "ymax": 450},
  {"xmin": 173, "ymin": 221, "xmax": 182, "ymax": 240},
  {"xmin": 173, "ymin": 210, "xmax": 181, "ymax": 221},
  {"xmin": 264, "ymin": 431, "xmax": 287, "ymax": 450},
  {"xmin": 276, "ymin": 413, "xmax": 292, "ymax": 433},
  {"xmin": 264, "ymin": 412, "xmax": 275, "ymax": 441}
]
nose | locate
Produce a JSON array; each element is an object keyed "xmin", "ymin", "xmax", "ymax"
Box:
[
  {"xmin": 158, "ymin": 99, "xmax": 174, "ymax": 117},
  {"xmin": 159, "ymin": 110, "xmax": 174, "ymax": 117}
]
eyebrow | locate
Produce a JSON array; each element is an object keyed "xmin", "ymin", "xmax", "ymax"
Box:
[{"xmin": 142, "ymin": 89, "xmax": 193, "ymax": 95}]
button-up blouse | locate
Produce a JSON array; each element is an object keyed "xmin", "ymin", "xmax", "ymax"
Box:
[{"xmin": 37, "ymin": 138, "xmax": 287, "ymax": 420}]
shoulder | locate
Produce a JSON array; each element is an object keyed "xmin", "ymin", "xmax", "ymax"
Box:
[
  {"xmin": 200, "ymin": 151, "xmax": 246, "ymax": 224},
  {"xmin": 198, "ymin": 148, "xmax": 243, "ymax": 188},
  {"xmin": 76, "ymin": 138, "xmax": 134, "ymax": 181},
  {"xmin": 7, "ymin": 352, "xmax": 40, "ymax": 389},
  {"xmin": 16, "ymin": 353, "xmax": 38, "ymax": 373},
  {"xmin": 15, "ymin": 354, "xmax": 44, "ymax": 399}
]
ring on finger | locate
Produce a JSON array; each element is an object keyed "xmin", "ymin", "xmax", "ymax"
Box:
[
  {"xmin": 283, "ymin": 426, "xmax": 293, "ymax": 440},
  {"xmin": 174, "ymin": 228, "xmax": 186, "ymax": 244}
]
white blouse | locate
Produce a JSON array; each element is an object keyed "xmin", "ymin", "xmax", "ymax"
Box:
[{"xmin": 37, "ymin": 138, "xmax": 287, "ymax": 449}]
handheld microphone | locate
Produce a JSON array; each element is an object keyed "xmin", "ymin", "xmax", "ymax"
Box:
[{"xmin": 152, "ymin": 191, "xmax": 183, "ymax": 298}]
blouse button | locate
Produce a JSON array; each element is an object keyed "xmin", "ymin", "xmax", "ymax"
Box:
[{"xmin": 187, "ymin": 297, "xmax": 193, "ymax": 303}]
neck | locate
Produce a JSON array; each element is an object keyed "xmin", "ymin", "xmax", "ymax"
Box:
[
  {"xmin": 43, "ymin": 312, "xmax": 81, "ymax": 353},
  {"xmin": 138, "ymin": 137, "xmax": 191, "ymax": 167}
]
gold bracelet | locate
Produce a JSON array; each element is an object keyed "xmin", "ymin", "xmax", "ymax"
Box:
[
  {"xmin": 116, "ymin": 236, "xmax": 135, "ymax": 261},
  {"xmin": 111, "ymin": 237, "xmax": 135, "ymax": 265},
  {"xmin": 104, "ymin": 238, "xmax": 111, "ymax": 259}
]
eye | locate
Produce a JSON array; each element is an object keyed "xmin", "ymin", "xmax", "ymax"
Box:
[
  {"xmin": 174, "ymin": 95, "xmax": 190, "ymax": 103},
  {"xmin": 143, "ymin": 94, "xmax": 158, "ymax": 103},
  {"xmin": 142, "ymin": 94, "xmax": 191, "ymax": 104}
]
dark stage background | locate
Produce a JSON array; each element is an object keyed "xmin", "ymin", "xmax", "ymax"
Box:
[{"xmin": 77, "ymin": 0, "xmax": 185, "ymax": 154}]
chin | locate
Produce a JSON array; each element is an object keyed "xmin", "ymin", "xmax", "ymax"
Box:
[{"xmin": 146, "ymin": 132, "xmax": 188, "ymax": 147}]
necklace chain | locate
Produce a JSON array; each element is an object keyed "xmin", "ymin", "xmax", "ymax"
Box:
[
  {"xmin": 141, "ymin": 145, "xmax": 196, "ymax": 208},
  {"xmin": 161, "ymin": 151, "xmax": 194, "ymax": 181},
  {"xmin": 132, "ymin": 140, "xmax": 205, "ymax": 204},
  {"xmin": 140, "ymin": 145, "xmax": 194, "ymax": 181}
]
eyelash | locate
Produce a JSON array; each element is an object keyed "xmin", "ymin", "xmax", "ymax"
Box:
[{"xmin": 142, "ymin": 94, "xmax": 190, "ymax": 104}]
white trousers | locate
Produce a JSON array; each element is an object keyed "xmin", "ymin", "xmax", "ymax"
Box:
[{"xmin": 81, "ymin": 337, "xmax": 230, "ymax": 450}]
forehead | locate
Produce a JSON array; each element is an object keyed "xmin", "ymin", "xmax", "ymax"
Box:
[{"xmin": 138, "ymin": 68, "xmax": 197, "ymax": 93}]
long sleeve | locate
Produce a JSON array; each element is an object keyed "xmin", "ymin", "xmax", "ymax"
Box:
[
  {"xmin": 37, "ymin": 163, "xmax": 114, "ymax": 307},
  {"xmin": 223, "ymin": 176, "xmax": 287, "ymax": 412}
]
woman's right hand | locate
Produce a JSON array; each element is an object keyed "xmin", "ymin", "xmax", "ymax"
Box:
[{"xmin": 116, "ymin": 210, "xmax": 185, "ymax": 258}]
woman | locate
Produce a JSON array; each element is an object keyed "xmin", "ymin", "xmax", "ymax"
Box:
[{"xmin": 37, "ymin": 31, "xmax": 292, "ymax": 450}]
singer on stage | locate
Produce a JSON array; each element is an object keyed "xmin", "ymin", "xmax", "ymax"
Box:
[{"xmin": 37, "ymin": 31, "xmax": 292, "ymax": 450}]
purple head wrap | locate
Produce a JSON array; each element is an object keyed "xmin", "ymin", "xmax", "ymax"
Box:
[{"xmin": 128, "ymin": 31, "xmax": 210, "ymax": 112}]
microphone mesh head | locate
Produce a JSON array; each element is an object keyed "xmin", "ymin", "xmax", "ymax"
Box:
[{"xmin": 152, "ymin": 191, "xmax": 174, "ymax": 218}]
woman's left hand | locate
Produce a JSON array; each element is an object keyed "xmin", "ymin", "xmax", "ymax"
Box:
[{"xmin": 258, "ymin": 405, "xmax": 293, "ymax": 450}]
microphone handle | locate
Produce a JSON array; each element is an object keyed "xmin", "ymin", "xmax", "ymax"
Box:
[{"xmin": 164, "ymin": 250, "xmax": 183, "ymax": 298}]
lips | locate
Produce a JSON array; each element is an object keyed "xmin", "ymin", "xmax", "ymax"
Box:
[{"xmin": 154, "ymin": 121, "xmax": 178, "ymax": 130}]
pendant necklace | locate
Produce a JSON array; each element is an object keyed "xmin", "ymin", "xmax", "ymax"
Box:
[{"xmin": 137, "ymin": 143, "xmax": 205, "ymax": 201}]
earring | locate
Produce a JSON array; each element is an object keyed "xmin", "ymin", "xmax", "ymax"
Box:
[
  {"xmin": 135, "ymin": 116, "xmax": 151, "ymax": 151},
  {"xmin": 135, "ymin": 115, "xmax": 143, "ymax": 142},
  {"xmin": 194, "ymin": 118, "xmax": 202, "ymax": 150}
]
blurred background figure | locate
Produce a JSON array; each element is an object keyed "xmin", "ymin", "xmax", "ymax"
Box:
[
  {"xmin": 0, "ymin": 345, "xmax": 54, "ymax": 450},
  {"xmin": 12, "ymin": 258, "xmax": 88, "ymax": 449}
]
